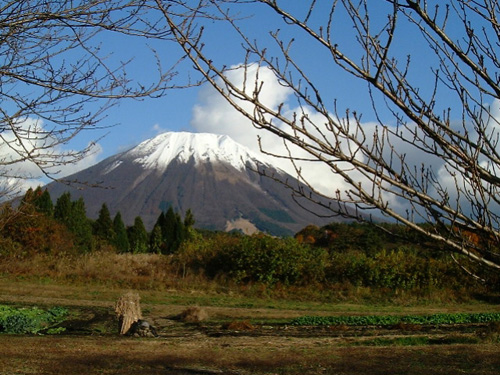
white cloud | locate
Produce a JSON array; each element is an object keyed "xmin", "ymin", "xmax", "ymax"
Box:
[
  {"xmin": 191, "ymin": 64, "xmax": 351, "ymax": 196},
  {"xmin": 0, "ymin": 117, "xmax": 103, "ymax": 198},
  {"xmin": 152, "ymin": 123, "xmax": 166, "ymax": 135},
  {"xmin": 190, "ymin": 64, "xmax": 500, "ymax": 219},
  {"xmin": 189, "ymin": 64, "xmax": 414, "ymax": 209},
  {"xmin": 191, "ymin": 65, "xmax": 277, "ymax": 149}
]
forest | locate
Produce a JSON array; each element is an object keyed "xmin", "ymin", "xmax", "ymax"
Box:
[{"xmin": 0, "ymin": 186, "xmax": 498, "ymax": 302}]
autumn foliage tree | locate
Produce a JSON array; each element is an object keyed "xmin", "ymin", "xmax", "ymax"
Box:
[{"xmin": 0, "ymin": 189, "xmax": 73, "ymax": 255}]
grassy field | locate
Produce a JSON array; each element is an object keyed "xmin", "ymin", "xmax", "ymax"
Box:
[{"xmin": 0, "ymin": 277, "xmax": 500, "ymax": 375}]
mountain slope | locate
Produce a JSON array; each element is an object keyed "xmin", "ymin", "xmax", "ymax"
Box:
[{"xmin": 47, "ymin": 132, "xmax": 346, "ymax": 236}]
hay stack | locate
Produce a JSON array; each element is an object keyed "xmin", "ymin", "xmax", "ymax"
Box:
[
  {"xmin": 115, "ymin": 292, "xmax": 142, "ymax": 335},
  {"xmin": 178, "ymin": 306, "xmax": 208, "ymax": 323}
]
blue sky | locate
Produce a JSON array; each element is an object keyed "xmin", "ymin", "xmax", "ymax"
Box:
[
  {"xmin": 70, "ymin": 1, "xmax": 400, "ymax": 160},
  {"xmin": 7, "ymin": 0, "xmax": 498, "ymax": 209}
]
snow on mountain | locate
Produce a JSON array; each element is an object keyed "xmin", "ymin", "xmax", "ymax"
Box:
[
  {"xmin": 45, "ymin": 130, "xmax": 350, "ymax": 236},
  {"xmin": 124, "ymin": 132, "xmax": 272, "ymax": 172}
]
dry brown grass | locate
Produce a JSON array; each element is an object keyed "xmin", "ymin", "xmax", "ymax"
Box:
[
  {"xmin": 0, "ymin": 252, "xmax": 189, "ymax": 290},
  {"xmin": 0, "ymin": 250, "xmax": 492, "ymax": 304}
]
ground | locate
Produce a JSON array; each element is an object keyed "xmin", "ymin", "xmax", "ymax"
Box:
[{"xmin": 0, "ymin": 279, "xmax": 499, "ymax": 374}]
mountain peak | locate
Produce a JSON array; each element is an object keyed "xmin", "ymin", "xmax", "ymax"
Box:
[
  {"xmin": 46, "ymin": 130, "xmax": 349, "ymax": 236},
  {"xmin": 125, "ymin": 132, "xmax": 271, "ymax": 172}
]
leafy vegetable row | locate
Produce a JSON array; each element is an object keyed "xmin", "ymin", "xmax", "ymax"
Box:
[
  {"xmin": 291, "ymin": 312, "xmax": 500, "ymax": 327},
  {"xmin": 0, "ymin": 305, "xmax": 68, "ymax": 334}
]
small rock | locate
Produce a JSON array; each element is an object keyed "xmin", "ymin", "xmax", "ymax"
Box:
[{"xmin": 127, "ymin": 319, "xmax": 158, "ymax": 337}]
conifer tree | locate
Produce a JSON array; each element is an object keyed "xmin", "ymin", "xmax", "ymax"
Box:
[
  {"xmin": 183, "ymin": 208, "xmax": 196, "ymax": 241},
  {"xmin": 174, "ymin": 211, "xmax": 185, "ymax": 250},
  {"xmin": 127, "ymin": 216, "xmax": 148, "ymax": 254},
  {"xmin": 20, "ymin": 187, "xmax": 54, "ymax": 217},
  {"xmin": 69, "ymin": 198, "xmax": 94, "ymax": 253},
  {"xmin": 112, "ymin": 212, "xmax": 129, "ymax": 253},
  {"xmin": 54, "ymin": 192, "xmax": 72, "ymax": 222},
  {"xmin": 20, "ymin": 188, "xmax": 34, "ymax": 208},
  {"xmin": 152, "ymin": 207, "xmax": 195, "ymax": 254},
  {"xmin": 155, "ymin": 211, "xmax": 167, "ymax": 242},
  {"xmin": 161, "ymin": 206, "xmax": 185, "ymax": 254},
  {"xmin": 153, "ymin": 212, "xmax": 168, "ymax": 253},
  {"xmin": 35, "ymin": 189, "xmax": 54, "ymax": 217},
  {"xmin": 184, "ymin": 209, "xmax": 195, "ymax": 228},
  {"xmin": 94, "ymin": 203, "xmax": 114, "ymax": 241},
  {"xmin": 163, "ymin": 206, "xmax": 176, "ymax": 240},
  {"xmin": 54, "ymin": 193, "xmax": 93, "ymax": 252},
  {"xmin": 149, "ymin": 224, "xmax": 163, "ymax": 254}
]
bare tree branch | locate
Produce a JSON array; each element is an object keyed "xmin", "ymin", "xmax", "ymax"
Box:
[
  {"xmin": 156, "ymin": 0, "xmax": 500, "ymax": 271},
  {"xmin": 0, "ymin": 0, "xmax": 193, "ymax": 199}
]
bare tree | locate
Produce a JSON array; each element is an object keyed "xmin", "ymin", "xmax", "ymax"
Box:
[
  {"xmin": 0, "ymin": 0, "xmax": 186, "ymax": 200},
  {"xmin": 156, "ymin": 0, "xmax": 500, "ymax": 271}
]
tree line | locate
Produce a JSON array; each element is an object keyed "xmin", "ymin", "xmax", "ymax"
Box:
[
  {"xmin": 0, "ymin": 187, "xmax": 194, "ymax": 255},
  {"xmin": 1, "ymin": 186, "xmax": 499, "ymax": 297}
]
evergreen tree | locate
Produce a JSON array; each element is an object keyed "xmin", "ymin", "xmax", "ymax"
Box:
[
  {"xmin": 149, "ymin": 224, "xmax": 163, "ymax": 254},
  {"xmin": 20, "ymin": 187, "xmax": 54, "ymax": 217},
  {"xmin": 94, "ymin": 203, "xmax": 114, "ymax": 241},
  {"xmin": 184, "ymin": 208, "xmax": 195, "ymax": 228},
  {"xmin": 161, "ymin": 206, "xmax": 184, "ymax": 254},
  {"xmin": 183, "ymin": 208, "xmax": 196, "ymax": 241},
  {"xmin": 20, "ymin": 188, "xmax": 34, "ymax": 208},
  {"xmin": 54, "ymin": 193, "xmax": 93, "ymax": 252},
  {"xmin": 34, "ymin": 189, "xmax": 54, "ymax": 217},
  {"xmin": 174, "ymin": 211, "xmax": 185, "ymax": 250},
  {"xmin": 163, "ymin": 206, "xmax": 176, "ymax": 240},
  {"xmin": 153, "ymin": 212, "xmax": 168, "ymax": 253},
  {"xmin": 112, "ymin": 212, "xmax": 129, "ymax": 253},
  {"xmin": 127, "ymin": 216, "xmax": 148, "ymax": 253},
  {"xmin": 69, "ymin": 198, "xmax": 94, "ymax": 253},
  {"xmin": 54, "ymin": 192, "xmax": 72, "ymax": 222},
  {"xmin": 152, "ymin": 206, "xmax": 195, "ymax": 254},
  {"xmin": 155, "ymin": 211, "xmax": 167, "ymax": 242}
]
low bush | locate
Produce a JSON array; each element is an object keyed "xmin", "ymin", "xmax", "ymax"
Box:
[
  {"xmin": 325, "ymin": 247, "xmax": 475, "ymax": 292},
  {"xmin": 204, "ymin": 234, "xmax": 328, "ymax": 286},
  {"xmin": 0, "ymin": 223, "xmax": 497, "ymax": 302}
]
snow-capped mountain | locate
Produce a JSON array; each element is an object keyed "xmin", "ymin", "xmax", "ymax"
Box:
[
  {"xmin": 46, "ymin": 132, "xmax": 346, "ymax": 236},
  {"xmin": 127, "ymin": 132, "xmax": 271, "ymax": 172}
]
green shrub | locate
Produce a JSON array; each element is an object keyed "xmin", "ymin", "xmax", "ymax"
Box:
[
  {"xmin": 206, "ymin": 234, "xmax": 328, "ymax": 286},
  {"xmin": 325, "ymin": 246, "xmax": 474, "ymax": 292}
]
